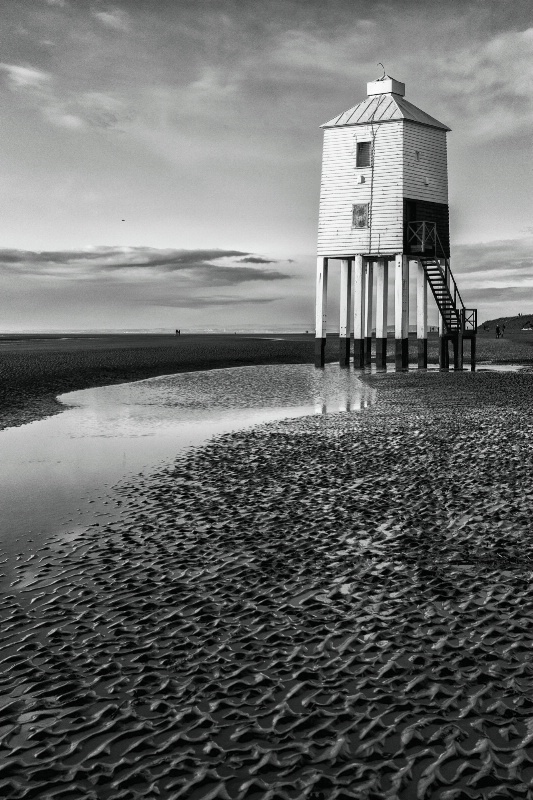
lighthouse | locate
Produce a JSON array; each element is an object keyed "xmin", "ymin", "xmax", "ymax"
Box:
[{"xmin": 315, "ymin": 71, "xmax": 477, "ymax": 370}]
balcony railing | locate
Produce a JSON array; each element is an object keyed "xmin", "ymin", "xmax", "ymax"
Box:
[
  {"xmin": 462, "ymin": 308, "xmax": 477, "ymax": 333},
  {"xmin": 406, "ymin": 220, "xmax": 438, "ymax": 255}
]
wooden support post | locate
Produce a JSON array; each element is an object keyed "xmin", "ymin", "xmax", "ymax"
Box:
[
  {"xmin": 364, "ymin": 259, "xmax": 373, "ymax": 365},
  {"xmin": 453, "ymin": 331, "xmax": 463, "ymax": 371},
  {"xmin": 439, "ymin": 335, "xmax": 450, "ymax": 369},
  {"xmin": 470, "ymin": 335, "xmax": 476, "ymax": 371},
  {"xmin": 416, "ymin": 259, "xmax": 428, "ymax": 368},
  {"xmin": 315, "ymin": 257, "xmax": 328, "ymax": 367},
  {"xmin": 353, "ymin": 255, "xmax": 365, "ymax": 368},
  {"xmin": 375, "ymin": 258, "xmax": 388, "ymax": 368},
  {"xmin": 339, "ymin": 258, "xmax": 352, "ymax": 367},
  {"xmin": 394, "ymin": 254, "xmax": 409, "ymax": 369},
  {"xmin": 438, "ymin": 311, "xmax": 448, "ymax": 369}
]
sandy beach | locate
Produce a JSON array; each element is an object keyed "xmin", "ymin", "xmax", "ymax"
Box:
[
  {"xmin": 1, "ymin": 333, "xmax": 533, "ymax": 798},
  {"xmin": 0, "ymin": 333, "xmax": 321, "ymax": 432},
  {"xmin": 2, "ymin": 330, "xmax": 533, "ymax": 432}
]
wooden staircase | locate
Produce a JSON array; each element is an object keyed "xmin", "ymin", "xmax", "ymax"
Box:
[
  {"xmin": 420, "ymin": 256, "xmax": 462, "ymax": 334},
  {"xmin": 419, "ymin": 254, "xmax": 477, "ymax": 339},
  {"xmin": 407, "ymin": 221, "xmax": 477, "ymax": 338},
  {"xmin": 407, "ymin": 221, "xmax": 477, "ymax": 369}
]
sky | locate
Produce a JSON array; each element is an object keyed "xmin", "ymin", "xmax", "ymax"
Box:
[{"xmin": 0, "ymin": 0, "xmax": 531, "ymax": 331}]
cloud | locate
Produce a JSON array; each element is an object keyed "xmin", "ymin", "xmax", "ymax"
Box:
[
  {"xmin": 238, "ymin": 256, "xmax": 277, "ymax": 264},
  {"xmin": 0, "ymin": 246, "xmax": 291, "ymax": 284},
  {"xmin": 471, "ymin": 287, "xmax": 533, "ymax": 300},
  {"xmin": 150, "ymin": 296, "xmax": 277, "ymax": 308},
  {"xmin": 470, "ymin": 286, "xmax": 533, "ymax": 323},
  {"xmin": 0, "ymin": 63, "xmax": 86, "ymax": 129},
  {"xmin": 426, "ymin": 28, "xmax": 533, "ymax": 139},
  {"xmin": 0, "ymin": 54, "xmax": 133, "ymax": 130},
  {"xmin": 0, "ymin": 61, "xmax": 133, "ymax": 130},
  {"xmin": 451, "ymin": 237, "xmax": 533, "ymax": 320},
  {"xmin": 70, "ymin": 92, "xmax": 133, "ymax": 129},
  {"xmin": 93, "ymin": 8, "xmax": 130, "ymax": 32},
  {"xmin": 454, "ymin": 237, "xmax": 533, "ymax": 286},
  {"xmin": 0, "ymin": 63, "xmax": 51, "ymax": 90},
  {"xmin": 0, "ymin": 246, "xmax": 292, "ymax": 317}
]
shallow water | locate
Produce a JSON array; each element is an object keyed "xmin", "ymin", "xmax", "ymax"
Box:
[{"xmin": 0, "ymin": 364, "xmax": 375, "ymax": 569}]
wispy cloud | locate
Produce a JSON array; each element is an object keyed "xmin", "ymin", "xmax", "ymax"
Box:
[
  {"xmin": 0, "ymin": 63, "xmax": 51, "ymax": 90},
  {"xmin": 69, "ymin": 92, "xmax": 133, "ymax": 129},
  {"xmin": 93, "ymin": 8, "xmax": 130, "ymax": 32},
  {"xmin": 150, "ymin": 295, "xmax": 277, "ymax": 308},
  {"xmin": 435, "ymin": 27, "xmax": 533, "ymax": 139},
  {"xmin": 0, "ymin": 246, "xmax": 290, "ymax": 283},
  {"xmin": 452, "ymin": 236, "xmax": 533, "ymax": 319},
  {"xmin": 238, "ymin": 256, "xmax": 277, "ymax": 264},
  {"xmin": 0, "ymin": 59, "xmax": 133, "ymax": 130},
  {"xmin": 454, "ymin": 237, "xmax": 533, "ymax": 286},
  {"xmin": 0, "ymin": 246, "xmax": 291, "ymax": 316}
]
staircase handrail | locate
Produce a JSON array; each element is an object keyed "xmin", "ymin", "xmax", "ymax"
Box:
[
  {"xmin": 434, "ymin": 230, "xmax": 465, "ymax": 312},
  {"xmin": 434, "ymin": 236, "xmax": 476, "ymax": 332}
]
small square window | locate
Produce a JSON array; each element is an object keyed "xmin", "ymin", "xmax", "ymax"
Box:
[
  {"xmin": 356, "ymin": 141, "xmax": 371, "ymax": 168},
  {"xmin": 352, "ymin": 204, "xmax": 369, "ymax": 228}
]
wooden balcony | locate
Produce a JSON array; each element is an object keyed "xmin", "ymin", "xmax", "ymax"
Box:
[{"xmin": 406, "ymin": 221, "xmax": 439, "ymax": 256}]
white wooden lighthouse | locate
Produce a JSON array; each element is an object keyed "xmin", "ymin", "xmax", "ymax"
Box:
[{"xmin": 315, "ymin": 71, "xmax": 477, "ymax": 370}]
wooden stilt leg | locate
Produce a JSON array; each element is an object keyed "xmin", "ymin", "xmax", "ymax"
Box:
[
  {"xmin": 417, "ymin": 259, "xmax": 427, "ymax": 368},
  {"xmin": 353, "ymin": 255, "xmax": 365, "ymax": 368},
  {"xmin": 395, "ymin": 254, "xmax": 409, "ymax": 369},
  {"xmin": 438, "ymin": 310, "xmax": 448, "ymax": 369},
  {"xmin": 454, "ymin": 332, "xmax": 463, "ymax": 371},
  {"xmin": 315, "ymin": 257, "xmax": 328, "ymax": 367},
  {"xmin": 418, "ymin": 338, "xmax": 428, "ymax": 368},
  {"xmin": 364, "ymin": 260, "xmax": 373, "ymax": 365},
  {"xmin": 339, "ymin": 258, "xmax": 352, "ymax": 368},
  {"xmin": 375, "ymin": 258, "xmax": 388, "ymax": 369},
  {"xmin": 470, "ymin": 335, "xmax": 476, "ymax": 372}
]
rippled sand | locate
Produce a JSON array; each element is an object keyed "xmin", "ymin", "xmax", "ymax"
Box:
[{"xmin": 2, "ymin": 370, "xmax": 533, "ymax": 799}]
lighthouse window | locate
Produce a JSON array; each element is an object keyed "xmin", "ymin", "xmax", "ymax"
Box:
[
  {"xmin": 356, "ymin": 141, "xmax": 371, "ymax": 168},
  {"xmin": 352, "ymin": 204, "xmax": 369, "ymax": 228}
]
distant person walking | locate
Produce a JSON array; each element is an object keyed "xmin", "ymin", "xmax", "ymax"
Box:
[
  {"xmin": 501, "ymin": 323, "xmax": 506, "ymax": 336},
  {"xmin": 495, "ymin": 325, "xmax": 501, "ymax": 339}
]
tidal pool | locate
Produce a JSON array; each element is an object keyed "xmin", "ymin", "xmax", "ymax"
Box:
[{"xmin": 0, "ymin": 364, "xmax": 375, "ymax": 573}]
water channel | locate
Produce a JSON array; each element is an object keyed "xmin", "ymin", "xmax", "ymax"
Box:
[{"xmin": 0, "ymin": 364, "xmax": 376, "ymax": 578}]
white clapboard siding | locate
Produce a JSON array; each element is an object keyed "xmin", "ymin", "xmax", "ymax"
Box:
[
  {"xmin": 317, "ymin": 121, "xmax": 404, "ymax": 257},
  {"xmin": 403, "ymin": 122, "xmax": 448, "ymax": 204}
]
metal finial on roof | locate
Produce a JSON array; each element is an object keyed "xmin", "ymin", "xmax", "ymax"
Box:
[{"xmin": 377, "ymin": 63, "xmax": 387, "ymax": 80}]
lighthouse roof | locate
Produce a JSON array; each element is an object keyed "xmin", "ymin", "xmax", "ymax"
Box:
[{"xmin": 321, "ymin": 79, "xmax": 451, "ymax": 131}]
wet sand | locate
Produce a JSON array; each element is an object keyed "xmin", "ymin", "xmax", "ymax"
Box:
[
  {"xmin": 2, "ymin": 330, "xmax": 533, "ymax": 433},
  {"xmin": 0, "ymin": 333, "xmax": 318, "ymax": 431},
  {"xmin": 2, "ymin": 367, "xmax": 533, "ymax": 799}
]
